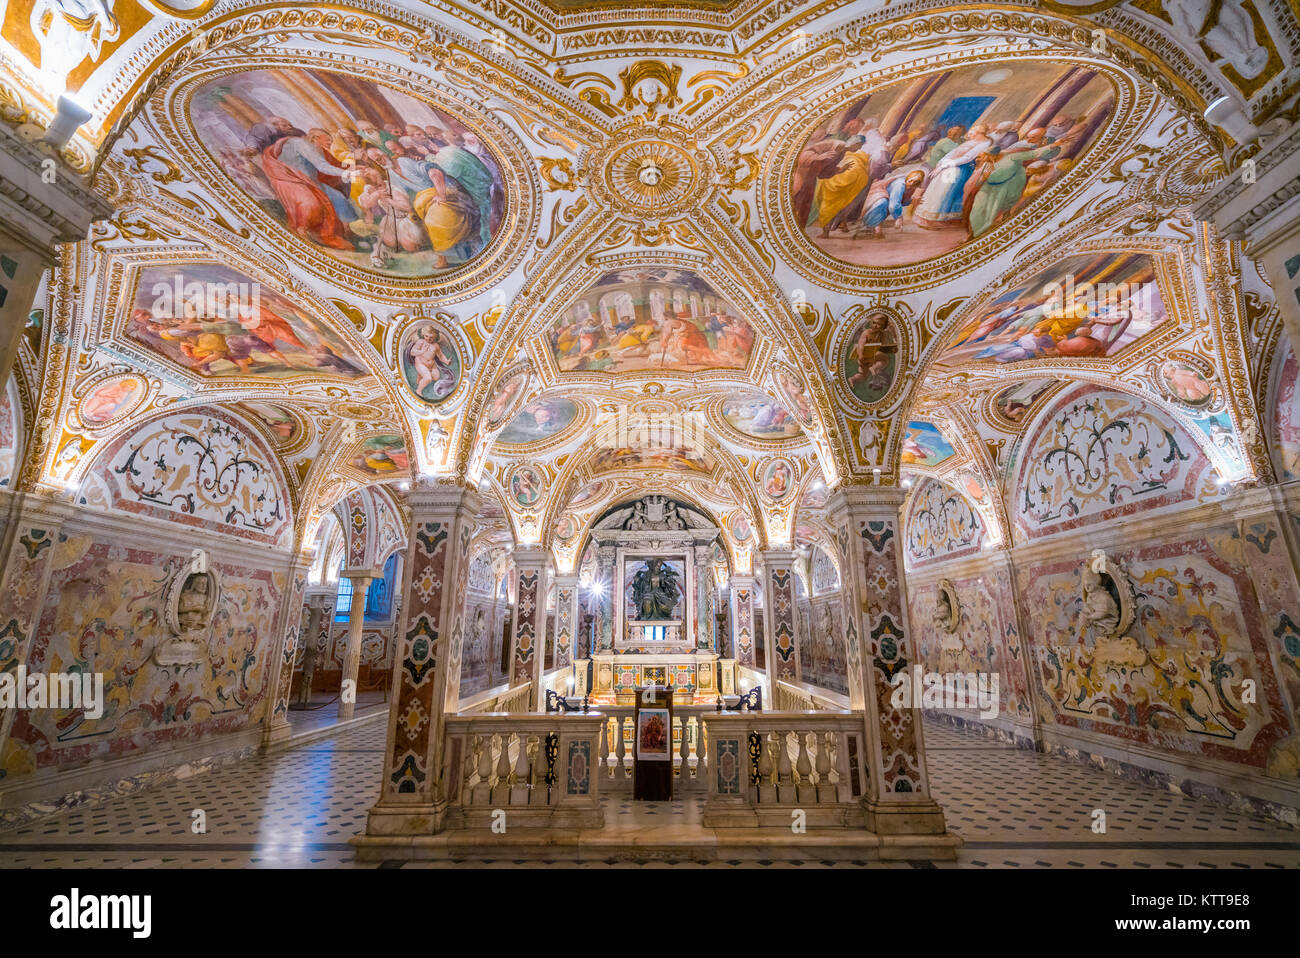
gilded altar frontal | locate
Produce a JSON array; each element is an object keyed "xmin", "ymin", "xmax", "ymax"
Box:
[{"xmin": 0, "ymin": 0, "xmax": 1298, "ymax": 915}]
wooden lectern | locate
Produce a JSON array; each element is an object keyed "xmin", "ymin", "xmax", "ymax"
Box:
[{"xmin": 633, "ymin": 686, "xmax": 673, "ymax": 801}]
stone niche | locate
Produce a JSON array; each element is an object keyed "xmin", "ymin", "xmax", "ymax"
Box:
[
  {"xmin": 156, "ymin": 565, "xmax": 220, "ymax": 667},
  {"xmin": 587, "ymin": 495, "xmax": 722, "ymax": 703}
]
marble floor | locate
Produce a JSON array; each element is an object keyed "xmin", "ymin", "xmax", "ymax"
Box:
[{"xmin": 0, "ymin": 716, "xmax": 1296, "ymax": 868}]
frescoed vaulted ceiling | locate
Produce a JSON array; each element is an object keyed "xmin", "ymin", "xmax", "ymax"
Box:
[{"xmin": 2, "ymin": 0, "xmax": 1296, "ymax": 567}]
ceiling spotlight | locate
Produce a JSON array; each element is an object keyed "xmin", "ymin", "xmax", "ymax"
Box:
[{"xmin": 41, "ymin": 94, "xmax": 93, "ymax": 150}]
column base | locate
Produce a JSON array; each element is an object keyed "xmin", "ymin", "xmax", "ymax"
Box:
[
  {"xmin": 261, "ymin": 719, "xmax": 293, "ymax": 750},
  {"xmin": 863, "ymin": 798, "xmax": 949, "ymax": 836},
  {"xmin": 364, "ymin": 799, "xmax": 449, "ymax": 837}
]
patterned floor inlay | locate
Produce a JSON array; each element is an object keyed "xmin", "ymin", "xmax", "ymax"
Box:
[{"xmin": 0, "ymin": 717, "xmax": 1294, "ymax": 867}]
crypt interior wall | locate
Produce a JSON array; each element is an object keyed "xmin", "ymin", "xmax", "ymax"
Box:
[{"xmin": 903, "ymin": 386, "xmax": 1300, "ymax": 819}]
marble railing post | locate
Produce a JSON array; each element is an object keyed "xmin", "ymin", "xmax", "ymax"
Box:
[
  {"xmin": 728, "ymin": 574, "xmax": 757, "ymax": 668},
  {"xmin": 761, "ymin": 550, "xmax": 801, "ymax": 687},
  {"xmin": 338, "ymin": 569, "xmax": 375, "ymax": 720},
  {"xmin": 553, "ymin": 573, "xmax": 579, "ymax": 673},
  {"xmin": 828, "ymin": 486, "xmax": 948, "ymax": 837},
  {"xmin": 0, "ymin": 124, "xmax": 113, "ymax": 385},
  {"xmin": 510, "ymin": 546, "xmax": 549, "ymax": 710},
  {"xmin": 366, "ymin": 480, "xmax": 480, "ymax": 837}
]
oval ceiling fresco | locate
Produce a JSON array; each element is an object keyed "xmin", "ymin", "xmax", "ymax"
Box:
[
  {"xmin": 545, "ymin": 267, "xmax": 755, "ymax": 374},
  {"xmin": 721, "ymin": 390, "xmax": 802, "ymax": 440},
  {"xmin": 497, "ymin": 396, "xmax": 579, "ymax": 445},
  {"xmin": 127, "ymin": 263, "xmax": 367, "ymax": 379},
  {"xmin": 791, "ymin": 62, "xmax": 1116, "ymax": 269},
  {"xmin": 935, "ymin": 251, "xmax": 1166, "ymax": 368},
  {"xmin": 187, "ymin": 68, "xmax": 507, "ymax": 281}
]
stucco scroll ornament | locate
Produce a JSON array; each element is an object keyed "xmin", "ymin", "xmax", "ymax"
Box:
[
  {"xmin": 157, "ymin": 565, "xmax": 221, "ymax": 667},
  {"xmin": 932, "ymin": 579, "xmax": 960, "ymax": 635}
]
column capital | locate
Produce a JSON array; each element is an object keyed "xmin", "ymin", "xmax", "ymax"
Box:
[
  {"xmin": 510, "ymin": 544, "xmax": 550, "ymax": 568},
  {"xmin": 340, "ymin": 567, "xmax": 379, "ymax": 582},
  {"xmin": 759, "ymin": 548, "xmax": 797, "ymax": 565},
  {"xmin": 0, "ymin": 124, "xmax": 114, "ymax": 257},
  {"xmin": 407, "ymin": 478, "xmax": 481, "ymax": 515},
  {"xmin": 826, "ymin": 485, "xmax": 907, "ymax": 516}
]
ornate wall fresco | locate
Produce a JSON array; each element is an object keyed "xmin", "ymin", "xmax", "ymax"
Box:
[
  {"xmin": 127, "ymin": 263, "xmax": 367, "ymax": 379},
  {"xmin": 1271, "ymin": 344, "xmax": 1300, "ymax": 481},
  {"xmin": 2, "ymin": 539, "xmax": 279, "ymax": 784},
  {"xmin": 810, "ymin": 545, "xmax": 839, "ymax": 595},
  {"xmin": 1012, "ymin": 386, "xmax": 1221, "ymax": 540},
  {"xmin": 187, "ymin": 68, "xmax": 506, "ymax": 277},
  {"xmin": 792, "ymin": 62, "xmax": 1116, "ymax": 268},
  {"xmin": 936, "ymin": 251, "xmax": 1167, "ymax": 367},
  {"xmin": 80, "ymin": 409, "xmax": 292, "ymax": 546},
  {"xmin": 720, "ymin": 390, "xmax": 801, "ymax": 440},
  {"xmin": 901, "ymin": 421, "xmax": 956, "ymax": 467},
  {"xmin": 1018, "ymin": 528, "xmax": 1297, "ymax": 775},
  {"xmin": 497, "ymin": 397, "xmax": 578, "ymax": 445},
  {"xmin": 904, "ymin": 477, "xmax": 987, "ymax": 567},
  {"xmin": 545, "ymin": 268, "xmax": 754, "ymax": 374}
]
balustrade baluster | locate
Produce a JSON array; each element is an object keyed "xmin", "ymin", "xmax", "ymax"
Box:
[
  {"xmin": 815, "ymin": 730, "xmax": 834, "ymax": 802},
  {"xmin": 615, "ymin": 717, "xmax": 628, "ymax": 780},
  {"xmin": 795, "ymin": 731, "xmax": 815, "ymax": 804},
  {"xmin": 776, "ymin": 729, "xmax": 794, "ymax": 802},
  {"xmin": 678, "ymin": 717, "xmax": 690, "ymax": 778},
  {"xmin": 473, "ymin": 734, "xmax": 493, "ymax": 805},
  {"xmin": 598, "ymin": 716, "xmax": 610, "ymax": 778},
  {"xmin": 755, "ymin": 730, "xmax": 775, "ymax": 802}
]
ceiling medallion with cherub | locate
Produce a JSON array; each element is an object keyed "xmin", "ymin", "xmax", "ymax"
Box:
[{"xmin": 588, "ymin": 123, "xmax": 713, "ymax": 220}]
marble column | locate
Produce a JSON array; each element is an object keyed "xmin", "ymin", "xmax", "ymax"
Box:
[
  {"xmin": 986, "ymin": 551, "xmax": 1044, "ymax": 749},
  {"xmin": 261, "ymin": 555, "xmax": 311, "ymax": 747},
  {"xmin": 338, "ymin": 569, "xmax": 374, "ymax": 720},
  {"xmin": 828, "ymin": 486, "xmax": 948, "ymax": 837},
  {"xmin": 694, "ymin": 543, "xmax": 714, "ymax": 651},
  {"xmin": 366, "ymin": 480, "xmax": 480, "ymax": 837},
  {"xmin": 596, "ymin": 545, "xmax": 616, "ymax": 651},
  {"xmin": 552, "ymin": 573, "xmax": 579, "ymax": 674},
  {"xmin": 297, "ymin": 589, "xmax": 334, "ymax": 707},
  {"xmin": 0, "ymin": 124, "xmax": 112, "ymax": 385},
  {"xmin": 761, "ymin": 549, "xmax": 801, "ymax": 686},
  {"xmin": 728, "ymin": 574, "xmax": 757, "ymax": 668},
  {"xmin": 509, "ymin": 546, "xmax": 549, "ymax": 710},
  {"xmin": 0, "ymin": 492, "xmax": 74, "ymax": 759}
]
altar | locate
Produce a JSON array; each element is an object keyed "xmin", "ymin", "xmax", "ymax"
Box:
[{"xmin": 583, "ymin": 496, "xmax": 722, "ymax": 705}]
